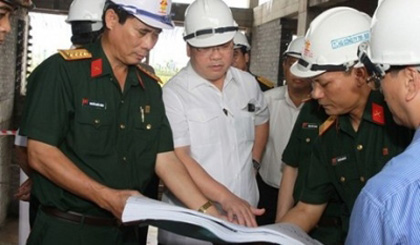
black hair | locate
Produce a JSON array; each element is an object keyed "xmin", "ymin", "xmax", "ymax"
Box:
[
  {"xmin": 235, "ymin": 46, "xmax": 249, "ymax": 55},
  {"xmin": 102, "ymin": 1, "xmax": 132, "ymax": 27}
]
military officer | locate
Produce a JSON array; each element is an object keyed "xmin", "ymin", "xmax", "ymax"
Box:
[
  {"xmin": 276, "ymin": 99, "xmax": 345, "ymax": 244},
  {"xmin": 279, "ymin": 6, "xmax": 412, "ymax": 242},
  {"xmin": 20, "ymin": 1, "xmax": 222, "ymax": 244},
  {"xmin": 232, "ymin": 32, "xmax": 274, "ymax": 91}
]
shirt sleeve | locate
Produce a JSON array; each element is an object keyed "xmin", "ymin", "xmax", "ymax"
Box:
[
  {"xmin": 162, "ymin": 85, "xmax": 191, "ymax": 148},
  {"xmin": 346, "ymin": 190, "xmax": 387, "ymax": 245},
  {"xmin": 282, "ymin": 113, "xmax": 304, "ymax": 168},
  {"xmin": 20, "ymin": 55, "xmax": 73, "ymax": 147},
  {"xmin": 156, "ymin": 85, "xmax": 175, "ymax": 153},
  {"xmin": 14, "ymin": 129, "xmax": 28, "ymax": 147},
  {"xmin": 254, "ymin": 80, "xmax": 269, "ymax": 126},
  {"xmin": 299, "ymin": 140, "xmax": 334, "ymax": 204}
]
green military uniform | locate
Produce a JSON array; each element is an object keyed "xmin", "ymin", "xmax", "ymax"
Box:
[
  {"xmin": 300, "ymin": 91, "xmax": 413, "ymax": 241},
  {"xmin": 20, "ymin": 40, "xmax": 174, "ymax": 245},
  {"xmin": 282, "ymin": 99, "xmax": 344, "ymax": 245}
]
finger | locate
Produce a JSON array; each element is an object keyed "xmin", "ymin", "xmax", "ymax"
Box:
[
  {"xmin": 242, "ymin": 207, "xmax": 258, "ymax": 227},
  {"xmin": 251, "ymin": 207, "xmax": 265, "ymax": 216},
  {"xmin": 227, "ymin": 209, "xmax": 235, "ymax": 223}
]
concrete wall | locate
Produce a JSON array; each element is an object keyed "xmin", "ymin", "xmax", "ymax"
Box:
[
  {"xmin": 249, "ymin": 19, "xmax": 282, "ymax": 85},
  {"xmin": 0, "ymin": 15, "xmax": 18, "ymax": 226}
]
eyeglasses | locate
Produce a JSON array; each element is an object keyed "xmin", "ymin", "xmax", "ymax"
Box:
[{"xmin": 193, "ymin": 42, "xmax": 234, "ymax": 56}]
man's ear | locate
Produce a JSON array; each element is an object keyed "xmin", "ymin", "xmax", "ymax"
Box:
[
  {"xmin": 104, "ymin": 9, "xmax": 118, "ymax": 30},
  {"xmin": 354, "ymin": 67, "xmax": 368, "ymax": 87},
  {"xmin": 186, "ymin": 44, "xmax": 191, "ymax": 58},
  {"xmin": 245, "ymin": 53, "xmax": 250, "ymax": 64},
  {"xmin": 404, "ymin": 67, "xmax": 420, "ymax": 102}
]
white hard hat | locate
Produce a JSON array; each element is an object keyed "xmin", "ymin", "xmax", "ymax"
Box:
[
  {"xmin": 110, "ymin": 0, "xmax": 174, "ymax": 29},
  {"xmin": 183, "ymin": 0, "xmax": 238, "ymax": 48},
  {"xmin": 283, "ymin": 36, "xmax": 304, "ymax": 59},
  {"xmin": 370, "ymin": 0, "xmax": 420, "ymax": 66},
  {"xmin": 233, "ymin": 32, "xmax": 251, "ymax": 51},
  {"xmin": 291, "ymin": 7, "xmax": 371, "ymax": 78},
  {"xmin": 357, "ymin": 0, "xmax": 420, "ymax": 87},
  {"xmin": 66, "ymin": 0, "xmax": 106, "ymax": 32}
]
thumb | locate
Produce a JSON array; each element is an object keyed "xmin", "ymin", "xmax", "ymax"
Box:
[{"xmin": 251, "ymin": 207, "xmax": 266, "ymax": 216}]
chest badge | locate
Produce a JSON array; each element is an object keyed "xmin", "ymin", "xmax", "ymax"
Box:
[
  {"xmin": 82, "ymin": 98, "xmax": 106, "ymax": 110},
  {"xmin": 331, "ymin": 155, "xmax": 348, "ymax": 166},
  {"xmin": 302, "ymin": 122, "xmax": 318, "ymax": 129}
]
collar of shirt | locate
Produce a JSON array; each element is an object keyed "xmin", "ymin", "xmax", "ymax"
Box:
[
  {"xmin": 266, "ymin": 86, "xmax": 303, "ymax": 110},
  {"xmin": 85, "ymin": 39, "xmax": 140, "ymax": 89},
  {"xmin": 186, "ymin": 62, "xmax": 234, "ymax": 91},
  {"xmin": 338, "ymin": 90, "xmax": 386, "ymax": 135}
]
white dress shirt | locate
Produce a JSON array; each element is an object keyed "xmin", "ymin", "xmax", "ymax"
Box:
[
  {"xmin": 259, "ymin": 86, "xmax": 303, "ymax": 188},
  {"xmin": 159, "ymin": 63, "xmax": 268, "ymax": 245}
]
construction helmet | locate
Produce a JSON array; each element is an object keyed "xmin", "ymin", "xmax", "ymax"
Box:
[
  {"xmin": 110, "ymin": 0, "xmax": 174, "ymax": 29},
  {"xmin": 233, "ymin": 32, "xmax": 251, "ymax": 51},
  {"xmin": 358, "ymin": 0, "xmax": 420, "ymax": 86},
  {"xmin": 66, "ymin": 0, "xmax": 105, "ymax": 34},
  {"xmin": 183, "ymin": 0, "xmax": 238, "ymax": 48},
  {"xmin": 283, "ymin": 36, "xmax": 304, "ymax": 59},
  {"xmin": 291, "ymin": 7, "xmax": 371, "ymax": 78}
]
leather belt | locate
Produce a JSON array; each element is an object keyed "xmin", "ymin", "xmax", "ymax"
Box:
[
  {"xmin": 317, "ymin": 217, "xmax": 342, "ymax": 227},
  {"xmin": 41, "ymin": 206, "xmax": 117, "ymax": 226}
]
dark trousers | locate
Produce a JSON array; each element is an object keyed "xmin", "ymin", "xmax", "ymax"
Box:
[{"xmin": 256, "ymin": 173, "xmax": 279, "ymax": 226}]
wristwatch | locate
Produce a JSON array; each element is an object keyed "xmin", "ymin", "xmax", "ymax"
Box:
[{"xmin": 252, "ymin": 159, "xmax": 261, "ymax": 171}]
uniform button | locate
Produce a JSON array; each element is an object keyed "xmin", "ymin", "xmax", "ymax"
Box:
[
  {"xmin": 120, "ymin": 124, "xmax": 126, "ymax": 129},
  {"xmin": 360, "ymin": 176, "xmax": 365, "ymax": 182},
  {"xmin": 357, "ymin": 144, "xmax": 363, "ymax": 151},
  {"xmin": 340, "ymin": 176, "xmax": 346, "ymax": 183},
  {"xmin": 146, "ymin": 124, "xmax": 152, "ymax": 130},
  {"xmin": 305, "ymin": 138, "xmax": 311, "ymax": 143},
  {"xmin": 122, "ymin": 156, "xmax": 127, "ymax": 161},
  {"xmin": 94, "ymin": 119, "xmax": 100, "ymax": 124},
  {"xmin": 121, "ymin": 100, "xmax": 124, "ymax": 104}
]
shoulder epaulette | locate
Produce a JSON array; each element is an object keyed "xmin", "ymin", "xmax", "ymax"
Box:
[
  {"xmin": 58, "ymin": 49, "xmax": 92, "ymax": 61},
  {"xmin": 257, "ymin": 76, "xmax": 274, "ymax": 88},
  {"xmin": 136, "ymin": 64, "xmax": 162, "ymax": 85},
  {"xmin": 319, "ymin": 115, "xmax": 337, "ymax": 136}
]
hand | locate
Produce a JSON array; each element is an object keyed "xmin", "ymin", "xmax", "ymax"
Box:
[
  {"xmin": 99, "ymin": 189, "xmax": 142, "ymax": 220},
  {"xmin": 219, "ymin": 193, "xmax": 265, "ymax": 227},
  {"xmin": 15, "ymin": 178, "xmax": 32, "ymax": 201}
]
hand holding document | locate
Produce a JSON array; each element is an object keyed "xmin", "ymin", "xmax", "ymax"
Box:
[{"xmin": 122, "ymin": 196, "xmax": 322, "ymax": 244}]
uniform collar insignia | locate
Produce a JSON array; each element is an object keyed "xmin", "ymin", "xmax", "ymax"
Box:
[
  {"xmin": 91, "ymin": 58, "xmax": 103, "ymax": 77},
  {"xmin": 372, "ymin": 103, "xmax": 385, "ymax": 125}
]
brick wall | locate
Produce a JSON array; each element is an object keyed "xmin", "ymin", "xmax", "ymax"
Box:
[{"xmin": 249, "ymin": 19, "xmax": 282, "ymax": 86}]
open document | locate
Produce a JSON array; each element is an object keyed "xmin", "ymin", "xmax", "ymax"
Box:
[{"xmin": 122, "ymin": 196, "xmax": 322, "ymax": 244}]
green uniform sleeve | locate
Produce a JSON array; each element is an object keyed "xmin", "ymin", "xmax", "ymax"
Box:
[
  {"xmin": 299, "ymin": 139, "xmax": 334, "ymax": 204},
  {"xmin": 282, "ymin": 112, "xmax": 304, "ymax": 168},
  {"xmin": 156, "ymin": 86, "xmax": 174, "ymax": 153},
  {"xmin": 20, "ymin": 54, "xmax": 73, "ymax": 147}
]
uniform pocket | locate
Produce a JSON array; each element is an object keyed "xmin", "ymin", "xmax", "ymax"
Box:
[
  {"xmin": 187, "ymin": 109, "xmax": 220, "ymax": 146},
  {"xmin": 75, "ymin": 110, "xmax": 114, "ymax": 155}
]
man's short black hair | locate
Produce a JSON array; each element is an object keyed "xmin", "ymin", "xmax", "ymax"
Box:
[{"xmin": 102, "ymin": 1, "xmax": 132, "ymax": 27}]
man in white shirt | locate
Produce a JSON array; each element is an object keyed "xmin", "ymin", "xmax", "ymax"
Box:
[
  {"xmin": 257, "ymin": 37, "xmax": 312, "ymax": 225},
  {"xmin": 159, "ymin": 0, "xmax": 269, "ymax": 244}
]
